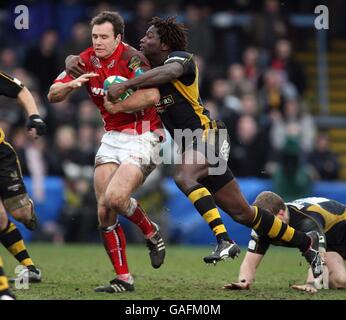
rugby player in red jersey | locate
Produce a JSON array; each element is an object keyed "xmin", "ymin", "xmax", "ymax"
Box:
[{"xmin": 48, "ymin": 11, "xmax": 165, "ymax": 293}]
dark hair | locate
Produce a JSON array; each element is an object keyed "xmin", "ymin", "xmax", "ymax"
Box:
[
  {"xmin": 150, "ymin": 16, "xmax": 188, "ymax": 51},
  {"xmin": 253, "ymin": 191, "xmax": 286, "ymax": 215},
  {"xmin": 91, "ymin": 11, "xmax": 124, "ymax": 37}
]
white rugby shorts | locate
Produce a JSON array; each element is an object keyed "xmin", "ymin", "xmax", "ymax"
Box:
[{"xmin": 95, "ymin": 130, "xmax": 161, "ymax": 179}]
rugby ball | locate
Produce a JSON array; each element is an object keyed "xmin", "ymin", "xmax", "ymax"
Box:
[{"xmin": 103, "ymin": 75, "xmax": 134, "ymax": 101}]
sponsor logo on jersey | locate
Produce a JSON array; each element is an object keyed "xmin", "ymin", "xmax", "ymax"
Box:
[
  {"xmin": 90, "ymin": 55, "xmax": 101, "ymax": 68},
  {"xmin": 91, "ymin": 87, "xmax": 106, "ymax": 96},
  {"xmin": 156, "ymin": 95, "xmax": 174, "ymax": 113},
  {"xmin": 128, "ymin": 55, "xmax": 142, "ymax": 71},
  {"xmin": 220, "ymin": 140, "xmax": 230, "ymax": 161}
]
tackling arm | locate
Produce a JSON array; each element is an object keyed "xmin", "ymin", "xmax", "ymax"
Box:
[
  {"xmin": 108, "ymin": 62, "xmax": 183, "ymax": 101},
  {"xmin": 104, "ymin": 88, "xmax": 160, "ymax": 114}
]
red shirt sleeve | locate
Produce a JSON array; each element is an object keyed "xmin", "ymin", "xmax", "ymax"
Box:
[{"xmin": 53, "ymin": 70, "xmax": 74, "ymax": 84}]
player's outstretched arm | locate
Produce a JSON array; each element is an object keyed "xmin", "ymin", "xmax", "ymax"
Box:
[
  {"xmin": 17, "ymin": 87, "xmax": 46, "ymax": 138},
  {"xmin": 108, "ymin": 62, "xmax": 183, "ymax": 101},
  {"xmin": 223, "ymin": 252, "xmax": 263, "ymax": 290},
  {"xmin": 104, "ymin": 88, "xmax": 160, "ymax": 114},
  {"xmin": 17, "ymin": 86, "xmax": 42, "ymax": 118},
  {"xmin": 48, "ymin": 73, "xmax": 98, "ymax": 103}
]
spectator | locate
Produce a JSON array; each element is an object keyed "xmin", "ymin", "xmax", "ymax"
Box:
[
  {"xmin": 194, "ymin": 55, "xmax": 212, "ymax": 99},
  {"xmin": 271, "ymin": 39, "xmax": 307, "ymax": 95},
  {"xmin": 251, "ymin": 0, "xmax": 288, "ymax": 51},
  {"xmin": 242, "ymin": 47, "xmax": 262, "ymax": 88},
  {"xmin": 211, "ymin": 78, "xmax": 241, "ymax": 139},
  {"xmin": 308, "ymin": 133, "xmax": 341, "ymax": 180},
  {"xmin": 126, "ymin": 0, "xmax": 156, "ymax": 47},
  {"xmin": 272, "ymin": 137, "xmax": 313, "ymax": 202},
  {"xmin": 23, "ymin": 29, "xmax": 60, "ymax": 94},
  {"xmin": 229, "ymin": 115, "xmax": 270, "ymax": 177},
  {"xmin": 270, "ymin": 98, "xmax": 316, "ymax": 155},
  {"xmin": 0, "ymin": 48, "xmax": 18, "ymax": 74},
  {"xmin": 227, "ymin": 63, "xmax": 255, "ymax": 99},
  {"xmin": 77, "ymin": 99, "xmax": 103, "ymax": 127},
  {"xmin": 258, "ymin": 69, "xmax": 286, "ymax": 115},
  {"xmin": 60, "ymin": 22, "xmax": 91, "ymax": 65},
  {"xmin": 185, "ymin": 4, "xmax": 214, "ymax": 63}
]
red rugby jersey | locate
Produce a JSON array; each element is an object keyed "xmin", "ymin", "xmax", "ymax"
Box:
[{"xmin": 54, "ymin": 42, "xmax": 162, "ymax": 134}]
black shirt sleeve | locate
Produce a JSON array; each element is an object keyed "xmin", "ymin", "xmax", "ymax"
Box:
[
  {"xmin": 164, "ymin": 51, "xmax": 195, "ymax": 79},
  {"xmin": 247, "ymin": 230, "xmax": 270, "ymax": 255},
  {"xmin": 0, "ymin": 71, "xmax": 24, "ymax": 98}
]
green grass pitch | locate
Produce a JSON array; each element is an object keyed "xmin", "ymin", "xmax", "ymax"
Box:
[{"xmin": 1, "ymin": 243, "xmax": 345, "ymax": 300}]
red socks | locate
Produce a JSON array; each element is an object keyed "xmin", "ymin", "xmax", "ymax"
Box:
[{"xmin": 101, "ymin": 223, "xmax": 129, "ymax": 275}]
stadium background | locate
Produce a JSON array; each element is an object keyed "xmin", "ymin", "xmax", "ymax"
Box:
[{"xmin": 0, "ymin": 0, "xmax": 345, "ymax": 249}]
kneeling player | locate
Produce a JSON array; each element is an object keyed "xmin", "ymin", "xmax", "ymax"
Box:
[{"xmin": 224, "ymin": 191, "xmax": 346, "ymax": 292}]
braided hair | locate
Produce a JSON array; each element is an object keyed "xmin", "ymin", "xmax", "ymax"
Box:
[{"xmin": 150, "ymin": 16, "xmax": 188, "ymax": 51}]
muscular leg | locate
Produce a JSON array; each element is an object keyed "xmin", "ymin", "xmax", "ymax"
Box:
[
  {"xmin": 213, "ymin": 179, "xmax": 312, "ymax": 253},
  {"xmin": 94, "ymin": 163, "xmax": 132, "ymax": 284},
  {"xmin": 213, "ymin": 179, "xmax": 254, "ymax": 226},
  {"xmin": 175, "ymin": 147, "xmax": 319, "ymax": 273},
  {"xmin": 104, "ymin": 162, "xmax": 156, "ymax": 238},
  {"xmin": 326, "ymin": 252, "xmax": 346, "ymax": 289},
  {"xmin": 9, "ymin": 199, "xmax": 36, "ymax": 231},
  {"xmin": 104, "ymin": 162, "xmax": 165, "ymax": 269},
  {"xmin": 174, "ymin": 149, "xmax": 233, "ymax": 245},
  {"xmin": 0, "ymin": 199, "xmax": 40, "ymax": 278},
  {"xmin": 0, "ymin": 202, "xmax": 8, "ymax": 231},
  {"xmin": 94, "ymin": 163, "xmax": 119, "ymax": 228}
]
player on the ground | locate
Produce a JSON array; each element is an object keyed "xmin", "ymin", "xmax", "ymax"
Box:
[
  {"xmin": 224, "ymin": 191, "xmax": 346, "ymax": 292},
  {"xmin": 0, "ymin": 71, "xmax": 45, "ymax": 284},
  {"xmin": 48, "ymin": 11, "xmax": 166, "ymax": 293},
  {"xmin": 98, "ymin": 16, "xmax": 322, "ymax": 276}
]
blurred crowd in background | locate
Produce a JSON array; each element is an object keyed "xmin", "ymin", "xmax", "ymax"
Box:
[{"xmin": 0, "ymin": 0, "xmax": 344, "ymax": 243}]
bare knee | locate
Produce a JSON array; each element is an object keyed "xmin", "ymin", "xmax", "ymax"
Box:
[
  {"xmin": 97, "ymin": 205, "xmax": 116, "ymax": 228},
  {"xmin": 330, "ymin": 276, "xmax": 346, "ymax": 289},
  {"xmin": 326, "ymin": 252, "xmax": 346, "ymax": 289},
  {"xmin": 4, "ymin": 194, "xmax": 34, "ymax": 225},
  {"xmin": 104, "ymin": 191, "xmax": 129, "ymax": 215},
  {"xmin": 174, "ymin": 172, "xmax": 199, "ymax": 193},
  {"xmin": 221, "ymin": 205, "xmax": 254, "ymax": 226},
  {"xmin": 231, "ymin": 210, "xmax": 252, "ymax": 226},
  {"xmin": 0, "ymin": 209, "xmax": 8, "ymax": 232},
  {"xmin": 11, "ymin": 204, "xmax": 32, "ymax": 225}
]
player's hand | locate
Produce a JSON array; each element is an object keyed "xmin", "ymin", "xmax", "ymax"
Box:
[
  {"xmin": 108, "ymin": 83, "xmax": 127, "ymax": 102},
  {"xmin": 26, "ymin": 115, "xmax": 47, "ymax": 139},
  {"xmin": 223, "ymin": 281, "xmax": 251, "ymax": 290},
  {"xmin": 103, "ymin": 96, "xmax": 122, "ymax": 114},
  {"xmin": 65, "ymin": 55, "xmax": 86, "ymax": 78},
  {"xmin": 69, "ymin": 73, "xmax": 98, "ymax": 88},
  {"xmin": 291, "ymin": 283, "xmax": 318, "ymax": 293}
]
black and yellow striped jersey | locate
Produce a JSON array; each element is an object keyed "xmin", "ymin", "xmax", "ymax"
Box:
[
  {"xmin": 155, "ymin": 51, "xmax": 212, "ymax": 139},
  {"xmin": 0, "ymin": 71, "xmax": 24, "ymax": 143},
  {"xmin": 248, "ymin": 197, "xmax": 346, "ymax": 258}
]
